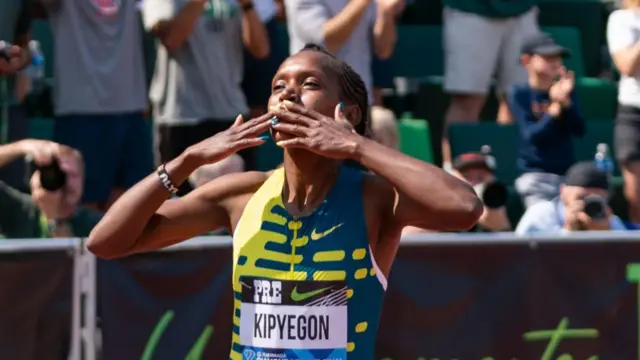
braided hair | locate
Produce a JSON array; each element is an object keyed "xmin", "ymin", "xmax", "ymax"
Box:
[{"xmin": 298, "ymin": 44, "xmax": 370, "ymax": 137}]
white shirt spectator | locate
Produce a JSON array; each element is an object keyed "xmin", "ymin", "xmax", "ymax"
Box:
[
  {"xmin": 607, "ymin": 8, "xmax": 640, "ymax": 108},
  {"xmin": 515, "ymin": 198, "xmax": 627, "ymax": 235},
  {"xmin": 252, "ymin": 0, "xmax": 277, "ymax": 23}
]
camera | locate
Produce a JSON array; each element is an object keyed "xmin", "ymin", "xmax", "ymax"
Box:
[
  {"xmin": 582, "ymin": 194, "xmax": 607, "ymax": 220},
  {"xmin": 29, "ymin": 157, "xmax": 66, "ymax": 192},
  {"xmin": 474, "ymin": 180, "xmax": 509, "ymax": 209}
]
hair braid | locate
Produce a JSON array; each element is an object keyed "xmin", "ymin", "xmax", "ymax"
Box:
[{"xmin": 299, "ymin": 44, "xmax": 370, "ymax": 137}]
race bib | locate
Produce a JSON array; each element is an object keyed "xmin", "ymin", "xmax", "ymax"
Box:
[{"xmin": 239, "ymin": 277, "xmax": 348, "ymax": 360}]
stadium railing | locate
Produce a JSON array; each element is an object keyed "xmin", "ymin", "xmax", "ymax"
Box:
[{"xmin": 3, "ymin": 231, "xmax": 640, "ymax": 360}]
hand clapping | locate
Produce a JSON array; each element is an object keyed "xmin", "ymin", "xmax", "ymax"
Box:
[{"xmin": 549, "ymin": 67, "xmax": 575, "ymax": 106}]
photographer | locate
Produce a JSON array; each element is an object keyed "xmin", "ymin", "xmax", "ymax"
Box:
[
  {"xmin": 404, "ymin": 151, "xmax": 511, "ymax": 234},
  {"xmin": 451, "ymin": 152, "xmax": 512, "ymax": 232},
  {"xmin": 516, "ymin": 161, "xmax": 627, "ymax": 234},
  {"xmin": 0, "ymin": 139, "xmax": 101, "ymax": 238}
]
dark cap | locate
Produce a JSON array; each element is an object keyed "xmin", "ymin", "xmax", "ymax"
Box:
[
  {"xmin": 453, "ymin": 153, "xmax": 495, "ymax": 172},
  {"xmin": 521, "ymin": 33, "xmax": 571, "ymax": 58},
  {"xmin": 564, "ymin": 161, "xmax": 609, "ymax": 190}
]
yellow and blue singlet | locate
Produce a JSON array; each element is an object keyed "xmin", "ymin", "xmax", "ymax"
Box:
[{"xmin": 230, "ymin": 166, "xmax": 387, "ymax": 360}]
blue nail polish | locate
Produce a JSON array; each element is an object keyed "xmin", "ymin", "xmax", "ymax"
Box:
[
  {"xmin": 259, "ymin": 135, "xmax": 270, "ymax": 141},
  {"xmin": 270, "ymin": 116, "xmax": 279, "ymax": 126},
  {"xmin": 338, "ymin": 102, "xmax": 344, "ymax": 111}
]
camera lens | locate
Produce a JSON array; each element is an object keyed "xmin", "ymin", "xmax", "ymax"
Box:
[
  {"xmin": 38, "ymin": 159, "xmax": 66, "ymax": 192},
  {"xmin": 480, "ymin": 181, "xmax": 508, "ymax": 209},
  {"xmin": 583, "ymin": 194, "xmax": 607, "ymax": 220}
]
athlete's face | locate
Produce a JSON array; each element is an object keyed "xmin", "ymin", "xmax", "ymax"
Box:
[{"xmin": 268, "ymin": 51, "xmax": 343, "ymax": 142}]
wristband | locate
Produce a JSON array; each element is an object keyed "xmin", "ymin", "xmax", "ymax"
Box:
[{"xmin": 157, "ymin": 163, "xmax": 179, "ymax": 195}]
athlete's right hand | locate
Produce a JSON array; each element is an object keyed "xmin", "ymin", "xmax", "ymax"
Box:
[{"xmin": 184, "ymin": 113, "xmax": 273, "ymax": 166}]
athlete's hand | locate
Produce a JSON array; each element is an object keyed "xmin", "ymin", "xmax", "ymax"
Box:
[
  {"xmin": 184, "ymin": 113, "xmax": 272, "ymax": 166},
  {"xmin": 270, "ymin": 100, "xmax": 362, "ymax": 160}
]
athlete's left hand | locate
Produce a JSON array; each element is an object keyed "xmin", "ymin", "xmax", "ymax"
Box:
[{"xmin": 270, "ymin": 100, "xmax": 363, "ymax": 160}]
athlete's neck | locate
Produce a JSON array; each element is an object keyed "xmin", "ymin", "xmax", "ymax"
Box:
[{"xmin": 281, "ymin": 149, "xmax": 341, "ymax": 216}]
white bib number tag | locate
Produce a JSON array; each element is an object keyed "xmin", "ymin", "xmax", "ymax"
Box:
[{"xmin": 239, "ymin": 277, "xmax": 348, "ymax": 360}]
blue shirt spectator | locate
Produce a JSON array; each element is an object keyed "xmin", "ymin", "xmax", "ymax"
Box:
[
  {"xmin": 509, "ymin": 33, "xmax": 586, "ymax": 209},
  {"xmin": 516, "ymin": 161, "xmax": 627, "ymax": 234},
  {"xmin": 515, "ymin": 197, "xmax": 627, "ymax": 235},
  {"xmin": 509, "ymin": 85, "xmax": 585, "ymax": 176}
]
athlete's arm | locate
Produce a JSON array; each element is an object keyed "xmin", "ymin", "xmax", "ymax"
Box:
[
  {"xmin": 271, "ymin": 101, "xmax": 482, "ymax": 231},
  {"xmin": 87, "ymin": 114, "xmax": 272, "ymax": 259},
  {"xmin": 357, "ymin": 138, "xmax": 483, "ymax": 231},
  {"xmin": 87, "ymin": 154, "xmax": 264, "ymax": 259}
]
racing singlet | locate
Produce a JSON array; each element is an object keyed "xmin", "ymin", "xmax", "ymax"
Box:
[{"xmin": 230, "ymin": 166, "xmax": 388, "ymax": 360}]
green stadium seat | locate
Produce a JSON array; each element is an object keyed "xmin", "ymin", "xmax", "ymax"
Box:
[
  {"xmin": 449, "ymin": 120, "xmax": 619, "ymax": 179},
  {"xmin": 572, "ymin": 120, "xmax": 616, "ymax": 174},
  {"xmin": 27, "ymin": 117, "xmax": 54, "ymax": 140},
  {"xmin": 537, "ymin": 0, "xmax": 609, "ymax": 77},
  {"xmin": 30, "ymin": 20, "xmax": 55, "ymax": 79},
  {"xmin": 542, "ymin": 26, "xmax": 585, "ymax": 77},
  {"xmin": 575, "ymin": 77, "xmax": 617, "ymax": 120},
  {"xmin": 397, "ymin": 118, "xmax": 433, "ymax": 163},
  {"xmin": 273, "ymin": 23, "xmax": 290, "ymax": 62},
  {"xmin": 449, "ymin": 123, "xmax": 519, "ymax": 183},
  {"xmin": 391, "ymin": 25, "xmax": 443, "ymax": 78}
]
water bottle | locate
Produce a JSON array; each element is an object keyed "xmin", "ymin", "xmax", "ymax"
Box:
[
  {"xmin": 28, "ymin": 40, "xmax": 45, "ymax": 95},
  {"xmin": 594, "ymin": 143, "xmax": 614, "ymax": 175}
]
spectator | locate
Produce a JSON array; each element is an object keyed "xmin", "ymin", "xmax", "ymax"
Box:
[
  {"xmin": 284, "ymin": 0, "xmax": 403, "ymax": 105},
  {"xmin": 0, "ymin": 0, "xmax": 32, "ymax": 192},
  {"xmin": 0, "ymin": 139, "xmax": 101, "ymax": 238},
  {"xmin": 516, "ymin": 161, "xmax": 626, "ymax": 235},
  {"xmin": 42, "ymin": 0, "xmax": 153, "ymax": 211},
  {"xmin": 371, "ymin": 105, "xmax": 399, "ymax": 149},
  {"xmin": 607, "ymin": 0, "xmax": 640, "ymax": 223},
  {"xmin": 510, "ymin": 33, "xmax": 585, "ymax": 208},
  {"xmin": 404, "ymin": 152, "xmax": 511, "ymax": 233},
  {"xmin": 142, "ymin": 0, "xmax": 269, "ymax": 195},
  {"xmin": 242, "ymin": 1, "xmax": 285, "ymax": 119},
  {"xmin": 441, "ymin": 0, "xmax": 540, "ymax": 170},
  {"xmin": 452, "ymin": 153, "xmax": 512, "ymax": 232}
]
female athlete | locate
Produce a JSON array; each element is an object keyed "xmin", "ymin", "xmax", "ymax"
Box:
[{"xmin": 87, "ymin": 44, "xmax": 482, "ymax": 360}]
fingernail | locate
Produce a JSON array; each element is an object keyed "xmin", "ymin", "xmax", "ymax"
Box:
[
  {"xmin": 270, "ymin": 116, "xmax": 279, "ymax": 126},
  {"xmin": 338, "ymin": 102, "xmax": 344, "ymax": 112},
  {"xmin": 276, "ymin": 141, "xmax": 284, "ymax": 147},
  {"xmin": 282, "ymin": 100, "xmax": 294, "ymax": 108},
  {"xmin": 259, "ymin": 135, "xmax": 270, "ymax": 141}
]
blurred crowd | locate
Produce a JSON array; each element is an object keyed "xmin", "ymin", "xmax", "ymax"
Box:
[{"xmin": 0, "ymin": 0, "xmax": 637, "ymax": 240}]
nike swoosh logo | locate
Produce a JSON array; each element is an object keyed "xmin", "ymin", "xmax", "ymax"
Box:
[
  {"xmin": 291, "ymin": 286, "xmax": 331, "ymax": 302},
  {"xmin": 310, "ymin": 223, "xmax": 343, "ymax": 240}
]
